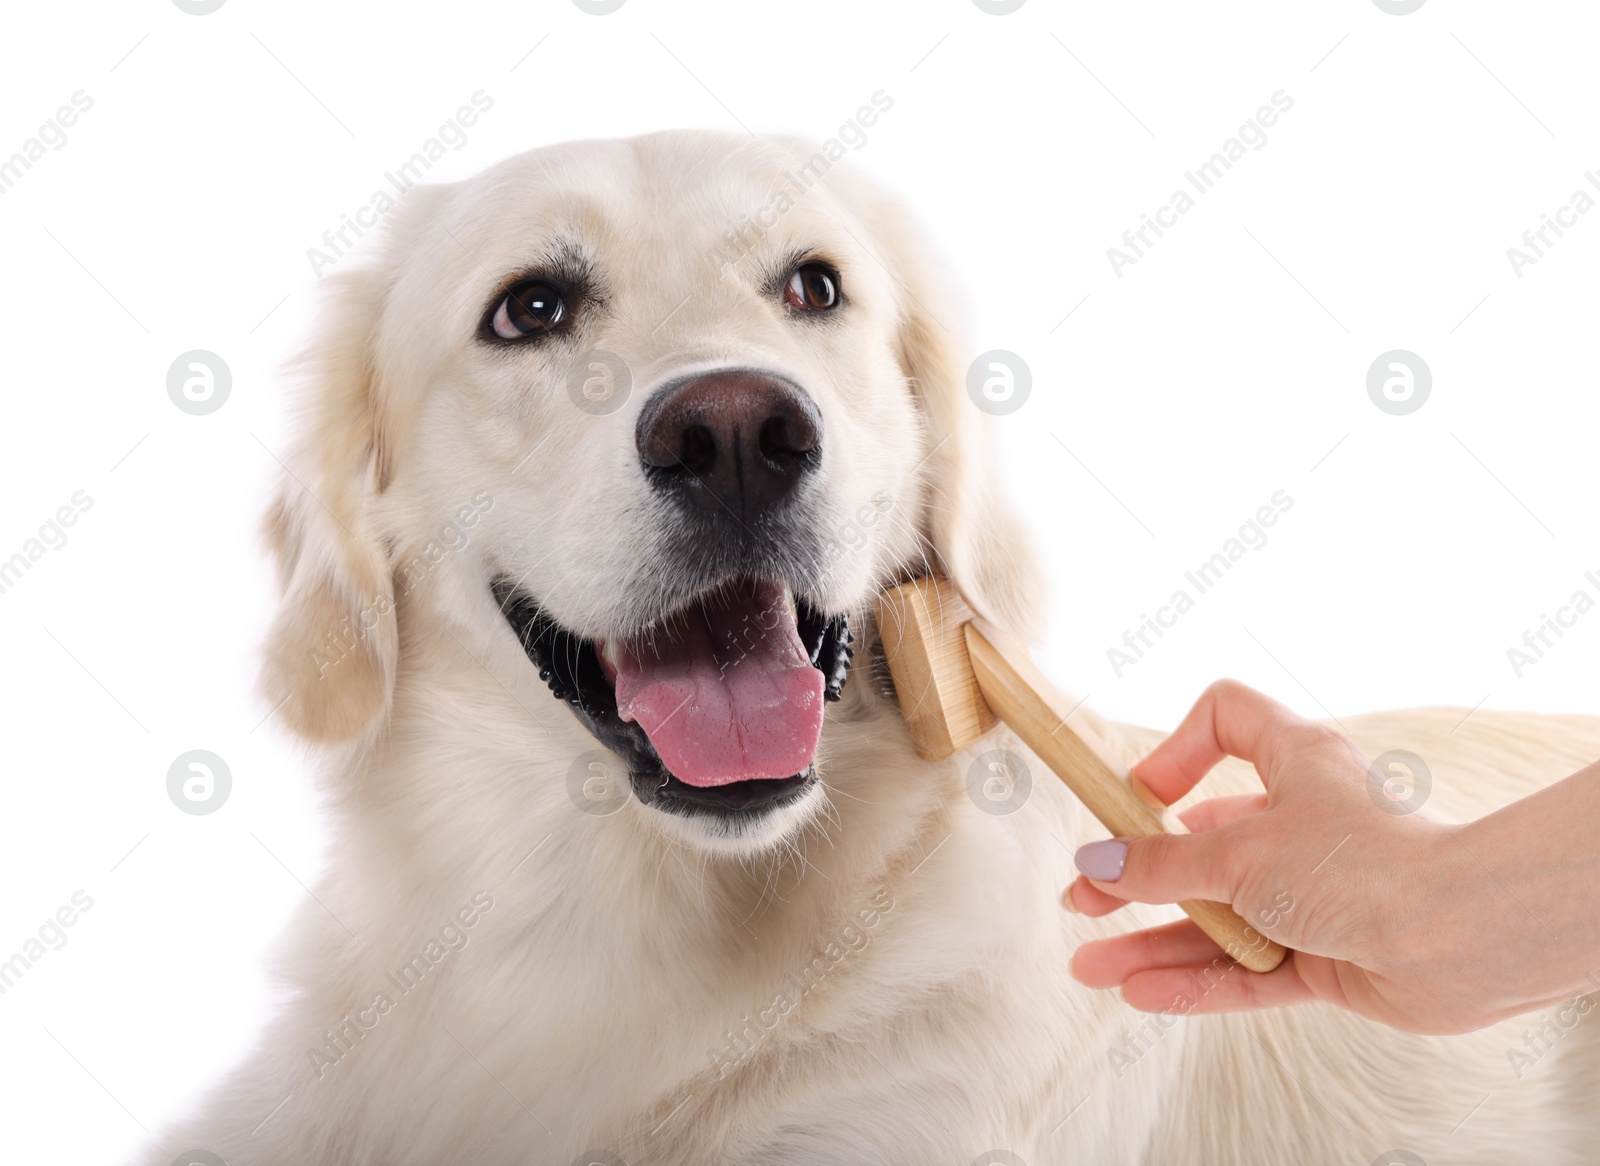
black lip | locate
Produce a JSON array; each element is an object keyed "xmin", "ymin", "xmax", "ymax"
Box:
[
  {"xmin": 649, "ymin": 770, "xmax": 817, "ymax": 816},
  {"xmin": 493, "ymin": 578, "xmax": 851, "ymax": 821}
]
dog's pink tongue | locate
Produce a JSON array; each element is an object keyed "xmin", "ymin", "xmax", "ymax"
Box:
[{"xmin": 612, "ymin": 581, "xmax": 823, "ymax": 787}]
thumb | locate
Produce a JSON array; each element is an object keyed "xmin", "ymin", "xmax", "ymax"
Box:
[{"xmin": 1074, "ymin": 829, "xmax": 1241, "ymax": 907}]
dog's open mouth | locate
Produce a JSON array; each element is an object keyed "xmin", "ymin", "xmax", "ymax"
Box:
[{"xmin": 494, "ymin": 576, "xmax": 852, "ymax": 820}]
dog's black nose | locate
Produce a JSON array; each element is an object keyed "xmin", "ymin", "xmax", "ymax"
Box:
[{"xmin": 637, "ymin": 371, "xmax": 822, "ymax": 520}]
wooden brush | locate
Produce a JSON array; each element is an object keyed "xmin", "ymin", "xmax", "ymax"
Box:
[{"xmin": 877, "ymin": 576, "xmax": 1286, "ymax": 974}]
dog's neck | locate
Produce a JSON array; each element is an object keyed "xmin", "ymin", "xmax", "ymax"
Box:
[{"xmin": 340, "ymin": 581, "xmax": 1099, "ymax": 981}]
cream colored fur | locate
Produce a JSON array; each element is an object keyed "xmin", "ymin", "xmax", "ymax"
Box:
[{"xmin": 145, "ymin": 132, "xmax": 1600, "ymax": 1165}]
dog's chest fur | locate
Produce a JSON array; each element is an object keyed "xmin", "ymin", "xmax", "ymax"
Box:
[{"xmin": 157, "ymin": 651, "xmax": 1600, "ymax": 1163}]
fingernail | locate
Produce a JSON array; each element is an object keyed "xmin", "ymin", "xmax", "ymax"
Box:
[
  {"xmin": 1074, "ymin": 839, "xmax": 1127, "ymax": 882},
  {"xmin": 1061, "ymin": 885, "xmax": 1081, "ymax": 913}
]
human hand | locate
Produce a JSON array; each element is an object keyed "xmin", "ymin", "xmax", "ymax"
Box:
[{"xmin": 1064, "ymin": 680, "xmax": 1600, "ymax": 1035}]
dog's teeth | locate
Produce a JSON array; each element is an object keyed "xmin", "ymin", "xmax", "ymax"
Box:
[
  {"xmin": 599, "ymin": 637, "xmax": 621, "ymax": 669},
  {"xmin": 782, "ymin": 584, "xmax": 797, "ymax": 620}
]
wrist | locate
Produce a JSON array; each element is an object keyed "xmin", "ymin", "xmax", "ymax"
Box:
[{"xmin": 1372, "ymin": 816, "xmax": 1470, "ymax": 971}]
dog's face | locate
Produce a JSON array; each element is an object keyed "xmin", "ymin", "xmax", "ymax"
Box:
[{"xmin": 261, "ymin": 131, "xmax": 1041, "ymax": 854}]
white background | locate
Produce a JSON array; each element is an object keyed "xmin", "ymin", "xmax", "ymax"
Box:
[{"xmin": 0, "ymin": 1, "xmax": 1595, "ymax": 1162}]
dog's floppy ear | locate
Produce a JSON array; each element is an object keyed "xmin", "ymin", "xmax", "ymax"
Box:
[
  {"xmin": 856, "ymin": 189, "xmax": 1047, "ymax": 639},
  {"xmin": 260, "ymin": 266, "xmax": 399, "ymax": 742}
]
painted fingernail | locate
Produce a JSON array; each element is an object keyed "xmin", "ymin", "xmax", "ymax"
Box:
[{"xmin": 1074, "ymin": 839, "xmax": 1127, "ymax": 882}]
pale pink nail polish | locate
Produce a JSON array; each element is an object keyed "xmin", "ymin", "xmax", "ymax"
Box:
[{"xmin": 1074, "ymin": 839, "xmax": 1127, "ymax": 882}]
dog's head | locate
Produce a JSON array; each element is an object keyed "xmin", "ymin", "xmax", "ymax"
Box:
[{"xmin": 261, "ymin": 130, "xmax": 1041, "ymax": 853}]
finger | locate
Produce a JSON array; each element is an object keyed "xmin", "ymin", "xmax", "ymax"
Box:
[
  {"xmin": 1132, "ymin": 679, "xmax": 1307, "ymax": 805},
  {"xmin": 1075, "ymin": 827, "xmax": 1239, "ymax": 906},
  {"xmin": 1063, "ymin": 876, "xmax": 1132, "ymax": 917},
  {"xmin": 1175, "ymin": 793, "xmax": 1268, "ymax": 834},
  {"xmin": 1068, "ymin": 793, "xmax": 1269, "ymax": 913},
  {"xmin": 1070, "ymin": 919, "xmax": 1320, "ymax": 1013},
  {"xmin": 1069, "ymin": 918, "xmax": 1228, "ymax": 987},
  {"xmin": 1119, "ymin": 954, "xmax": 1318, "ymax": 1014}
]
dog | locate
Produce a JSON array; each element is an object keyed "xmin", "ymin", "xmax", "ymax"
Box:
[{"xmin": 147, "ymin": 131, "xmax": 1600, "ymax": 1164}]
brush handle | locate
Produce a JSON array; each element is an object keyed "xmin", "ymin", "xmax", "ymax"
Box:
[{"xmin": 965, "ymin": 620, "xmax": 1287, "ymax": 974}]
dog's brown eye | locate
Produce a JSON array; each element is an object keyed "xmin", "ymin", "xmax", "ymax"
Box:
[
  {"xmin": 784, "ymin": 262, "xmax": 839, "ymax": 312},
  {"xmin": 490, "ymin": 280, "xmax": 565, "ymax": 339}
]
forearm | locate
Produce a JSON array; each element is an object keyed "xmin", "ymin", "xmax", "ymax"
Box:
[{"xmin": 1439, "ymin": 760, "xmax": 1600, "ymax": 1012}]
